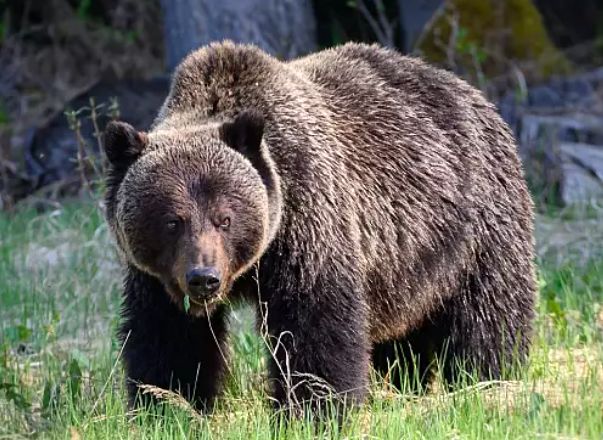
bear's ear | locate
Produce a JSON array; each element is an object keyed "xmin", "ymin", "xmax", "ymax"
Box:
[
  {"xmin": 219, "ymin": 110, "xmax": 264, "ymax": 157},
  {"xmin": 103, "ymin": 121, "xmax": 148, "ymax": 168}
]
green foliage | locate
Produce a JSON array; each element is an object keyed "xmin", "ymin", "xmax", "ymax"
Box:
[
  {"xmin": 0, "ymin": 383, "xmax": 30, "ymax": 410},
  {"xmin": 538, "ymin": 260, "xmax": 603, "ymax": 345},
  {"xmin": 76, "ymin": 0, "xmax": 94, "ymax": 22},
  {"xmin": 2, "ymin": 324, "xmax": 32, "ymax": 345},
  {"xmin": 418, "ymin": 0, "xmax": 572, "ymax": 85},
  {"xmin": 0, "ymin": 0, "xmax": 6, "ymax": 43},
  {"xmin": 0, "ymin": 100, "xmax": 9, "ymax": 126},
  {"xmin": 64, "ymin": 97, "xmax": 120, "ymax": 197}
]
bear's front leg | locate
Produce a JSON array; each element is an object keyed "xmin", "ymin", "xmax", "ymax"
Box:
[
  {"xmin": 260, "ymin": 271, "xmax": 370, "ymax": 416},
  {"xmin": 119, "ymin": 267, "xmax": 229, "ymax": 411}
]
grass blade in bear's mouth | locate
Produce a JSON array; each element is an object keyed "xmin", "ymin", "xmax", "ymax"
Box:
[
  {"xmin": 186, "ymin": 295, "xmax": 217, "ymax": 307},
  {"xmin": 183, "ymin": 295, "xmax": 191, "ymax": 313}
]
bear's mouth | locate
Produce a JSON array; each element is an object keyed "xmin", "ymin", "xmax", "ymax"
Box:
[
  {"xmin": 187, "ymin": 294, "xmax": 222, "ymax": 308},
  {"xmin": 164, "ymin": 278, "xmax": 227, "ymax": 316},
  {"xmin": 187, "ymin": 295, "xmax": 223, "ymax": 315}
]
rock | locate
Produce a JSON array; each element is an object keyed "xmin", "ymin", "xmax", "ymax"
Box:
[
  {"xmin": 559, "ymin": 142, "xmax": 603, "ymax": 203},
  {"xmin": 519, "ymin": 111, "xmax": 603, "ymax": 204},
  {"xmin": 500, "ymin": 67, "xmax": 603, "ymax": 205},
  {"xmin": 26, "ymin": 76, "xmax": 170, "ymax": 191},
  {"xmin": 160, "ymin": 0, "xmax": 317, "ymax": 70},
  {"xmin": 528, "ymin": 86, "xmax": 564, "ymax": 108},
  {"xmin": 563, "ymin": 78, "xmax": 595, "ymax": 105},
  {"xmin": 519, "ymin": 112, "xmax": 603, "ymax": 147}
]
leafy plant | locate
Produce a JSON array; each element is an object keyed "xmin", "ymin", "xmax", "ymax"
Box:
[
  {"xmin": 65, "ymin": 97, "xmax": 120, "ymax": 198},
  {"xmin": 0, "ymin": 100, "xmax": 9, "ymax": 126},
  {"xmin": 0, "ymin": 382, "xmax": 30, "ymax": 410},
  {"xmin": 76, "ymin": 0, "xmax": 94, "ymax": 22}
]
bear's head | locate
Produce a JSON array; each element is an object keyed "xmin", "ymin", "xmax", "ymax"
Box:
[{"xmin": 103, "ymin": 110, "xmax": 281, "ymax": 316}]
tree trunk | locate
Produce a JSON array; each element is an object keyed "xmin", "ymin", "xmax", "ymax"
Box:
[
  {"xmin": 160, "ymin": 0, "xmax": 317, "ymax": 70},
  {"xmin": 398, "ymin": 0, "xmax": 443, "ymax": 53}
]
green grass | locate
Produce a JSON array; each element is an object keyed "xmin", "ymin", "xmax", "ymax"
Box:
[
  {"xmin": 0, "ymin": 99, "xmax": 9, "ymax": 126},
  {"xmin": 1, "ymin": 201, "xmax": 602, "ymax": 439}
]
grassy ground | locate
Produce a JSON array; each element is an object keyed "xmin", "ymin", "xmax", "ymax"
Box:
[{"xmin": 0, "ymin": 200, "xmax": 602, "ymax": 439}]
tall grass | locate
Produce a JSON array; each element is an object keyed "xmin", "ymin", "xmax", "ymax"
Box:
[{"xmin": 0, "ymin": 202, "xmax": 602, "ymax": 439}]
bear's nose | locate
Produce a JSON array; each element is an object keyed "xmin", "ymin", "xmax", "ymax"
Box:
[{"xmin": 186, "ymin": 267, "xmax": 221, "ymax": 298}]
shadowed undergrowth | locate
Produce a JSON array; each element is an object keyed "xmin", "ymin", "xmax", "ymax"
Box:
[{"xmin": 0, "ymin": 201, "xmax": 602, "ymax": 439}]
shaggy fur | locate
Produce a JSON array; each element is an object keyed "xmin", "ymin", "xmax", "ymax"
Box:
[{"xmin": 103, "ymin": 41, "xmax": 536, "ymax": 412}]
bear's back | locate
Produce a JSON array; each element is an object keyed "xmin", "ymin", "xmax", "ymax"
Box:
[
  {"xmin": 286, "ymin": 44, "xmax": 533, "ymax": 341},
  {"xmin": 287, "ymin": 42, "xmax": 528, "ymax": 222},
  {"xmin": 289, "ymin": 43, "xmax": 486, "ymax": 135}
]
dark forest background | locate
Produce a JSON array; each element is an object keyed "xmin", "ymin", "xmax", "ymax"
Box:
[{"xmin": 2, "ymin": 0, "xmax": 603, "ymax": 210}]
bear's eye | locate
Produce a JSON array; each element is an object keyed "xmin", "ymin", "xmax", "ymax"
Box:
[
  {"xmin": 166, "ymin": 219, "xmax": 180, "ymax": 232},
  {"xmin": 219, "ymin": 217, "xmax": 231, "ymax": 231}
]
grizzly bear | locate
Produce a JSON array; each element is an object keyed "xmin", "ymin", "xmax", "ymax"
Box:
[{"xmin": 103, "ymin": 41, "xmax": 535, "ymax": 413}]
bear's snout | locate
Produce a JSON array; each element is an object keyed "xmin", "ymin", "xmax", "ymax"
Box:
[{"xmin": 185, "ymin": 266, "xmax": 221, "ymax": 299}]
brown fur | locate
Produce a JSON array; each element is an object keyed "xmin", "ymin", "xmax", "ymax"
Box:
[{"xmin": 104, "ymin": 41, "xmax": 536, "ymax": 413}]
